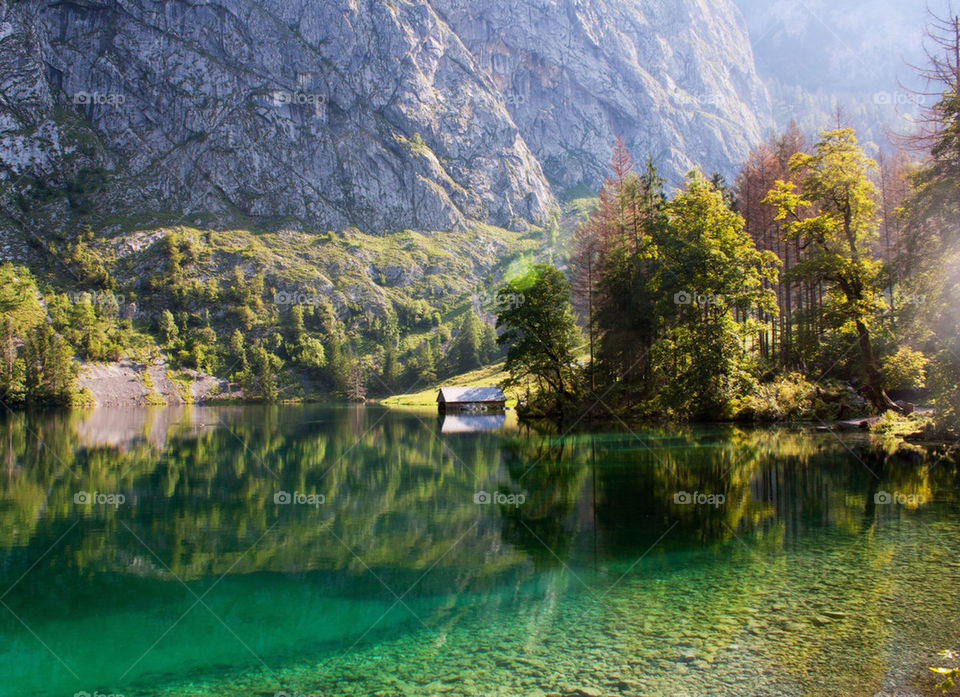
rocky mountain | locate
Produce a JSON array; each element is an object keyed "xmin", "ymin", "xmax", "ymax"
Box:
[
  {"xmin": 433, "ymin": 0, "xmax": 772, "ymax": 193},
  {"xmin": 0, "ymin": 0, "xmax": 771, "ymax": 239}
]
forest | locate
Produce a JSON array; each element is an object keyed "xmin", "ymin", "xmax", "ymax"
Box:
[
  {"xmin": 0, "ymin": 12, "xmax": 957, "ymax": 442},
  {"xmin": 494, "ymin": 12, "xmax": 959, "ymax": 437}
]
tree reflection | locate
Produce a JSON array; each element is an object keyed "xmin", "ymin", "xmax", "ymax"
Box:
[{"xmin": 0, "ymin": 407, "xmax": 953, "ymax": 590}]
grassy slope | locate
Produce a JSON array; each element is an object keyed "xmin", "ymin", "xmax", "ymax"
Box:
[
  {"xmin": 381, "ymin": 361, "xmax": 521, "ymax": 407},
  {"xmin": 3, "ymin": 179, "xmax": 593, "ymax": 403}
]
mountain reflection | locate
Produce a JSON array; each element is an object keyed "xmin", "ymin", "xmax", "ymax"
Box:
[{"xmin": 0, "ymin": 406, "xmax": 949, "ymax": 585}]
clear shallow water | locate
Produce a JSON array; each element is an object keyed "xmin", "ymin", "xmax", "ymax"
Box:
[{"xmin": 0, "ymin": 405, "xmax": 958, "ymax": 697}]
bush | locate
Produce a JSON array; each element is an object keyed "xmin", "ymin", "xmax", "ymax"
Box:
[
  {"xmin": 928, "ymin": 349, "xmax": 960, "ymax": 434},
  {"xmin": 881, "ymin": 347, "xmax": 928, "ymax": 391},
  {"xmin": 734, "ymin": 374, "xmax": 849, "ymax": 422}
]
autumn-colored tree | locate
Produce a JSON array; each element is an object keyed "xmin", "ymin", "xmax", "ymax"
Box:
[
  {"xmin": 572, "ymin": 145, "xmax": 669, "ymax": 390},
  {"xmin": 736, "ymin": 121, "xmax": 809, "ymax": 365},
  {"xmin": 765, "ymin": 129, "xmax": 902, "ymax": 413}
]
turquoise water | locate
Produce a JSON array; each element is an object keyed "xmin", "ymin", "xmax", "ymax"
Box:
[{"xmin": 0, "ymin": 405, "xmax": 958, "ymax": 697}]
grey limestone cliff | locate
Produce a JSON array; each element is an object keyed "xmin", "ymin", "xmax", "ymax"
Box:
[{"xmin": 0, "ymin": 0, "xmax": 771, "ymax": 237}]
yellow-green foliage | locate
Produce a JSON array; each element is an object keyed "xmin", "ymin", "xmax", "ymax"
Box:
[
  {"xmin": 871, "ymin": 410, "xmax": 934, "ymax": 437},
  {"xmin": 734, "ymin": 373, "xmax": 845, "ymax": 422},
  {"xmin": 881, "ymin": 347, "xmax": 928, "ymax": 391},
  {"xmin": 0, "ymin": 263, "xmax": 45, "ymax": 333}
]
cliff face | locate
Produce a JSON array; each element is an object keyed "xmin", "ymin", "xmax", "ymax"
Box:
[
  {"xmin": 0, "ymin": 0, "xmax": 770, "ymax": 236},
  {"xmin": 432, "ymin": 0, "xmax": 772, "ymax": 192}
]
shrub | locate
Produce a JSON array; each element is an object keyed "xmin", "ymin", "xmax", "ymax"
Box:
[{"xmin": 881, "ymin": 347, "xmax": 928, "ymax": 391}]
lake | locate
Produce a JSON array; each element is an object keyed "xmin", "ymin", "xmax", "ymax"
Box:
[{"xmin": 0, "ymin": 405, "xmax": 957, "ymax": 697}]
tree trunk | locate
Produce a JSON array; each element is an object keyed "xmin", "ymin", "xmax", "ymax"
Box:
[{"xmin": 854, "ymin": 319, "xmax": 904, "ymax": 413}]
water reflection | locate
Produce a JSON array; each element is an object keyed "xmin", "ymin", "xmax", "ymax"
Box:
[
  {"xmin": 0, "ymin": 408, "xmax": 953, "ymax": 577},
  {"xmin": 439, "ymin": 412, "xmax": 508, "ymax": 433},
  {"xmin": 0, "ymin": 406, "xmax": 956, "ymax": 697}
]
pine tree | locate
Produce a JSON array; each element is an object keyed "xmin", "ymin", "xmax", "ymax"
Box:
[
  {"xmin": 23, "ymin": 324, "xmax": 74, "ymax": 405},
  {"xmin": 289, "ymin": 304, "xmax": 305, "ymax": 345},
  {"xmin": 0, "ymin": 317, "xmax": 24, "ymax": 403},
  {"xmin": 898, "ymin": 9, "xmax": 960, "ymax": 430},
  {"xmin": 451, "ymin": 312, "xmax": 482, "ymax": 373},
  {"xmin": 347, "ymin": 360, "xmax": 367, "ymax": 402},
  {"xmin": 229, "ymin": 329, "xmax": 246, "ymax": 373},
  {"xmin": 479, "ymin": 322, "xmax": 499, "ymax": 365},
  {"xmin": 159, "ymin": 309, "xmax": 179, "ymax": 347},
  {"xmin": 241, "ymin": 345, "xmax": 278, "ymax": 402},
  {"xmin": 380, "ymin": 344, "xmax": 399, "ymax": 394}
]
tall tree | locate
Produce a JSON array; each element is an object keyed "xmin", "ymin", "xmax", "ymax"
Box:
[
  {"xmin": 241, "ymin": 345, "xmax": 279, "ymax": 402},
  {"xmin": 22, "ymin": 324, "xmax": 74, "ymax": 405},
  {"xmin": 0, "ymin": 318, "xmax": 24, "ymax": 403},
  {"xmin": 575, "ymin": 149, "xmax": 669, "ymax": 391},
  {"xmin": 766, "ymin": 129, "xmax": 902, "ymax": 413},
  {"xmin": 496, "ymin": 264, "xmax": 581, "ymax": 412},
  {"xmin": 159, "ymin": 309, "xmax": 179, "ymax": 347},
  {"xmin": 737, "ymin": 122, "xmax": 809, "ymax": 365},
  {"xmin": 898, "ymin": 9, "xmax": 960, "ymax": 430},
  {"xmin": 449, "ymin": 311, "xmax": 483, "ymax": 374},
  {"xmin": 571, "ymin": 222, "xmax": 601, "ymax": 389},
  {"xmin": 649, "ymin": 172, "xmax": 778, "ymax": 417},
  {"xmin": 347, "ymin": 359, "xmax": 367, "ymax": 403}
]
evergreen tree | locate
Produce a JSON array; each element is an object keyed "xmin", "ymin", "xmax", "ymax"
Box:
[
  {"xmin": 289, "ymin": 304, "xmax": 305, "ymax": 345},
  {"xmin": 406, "ymin": 340, "xmax": 436, "ymax": 387},
  {"xmin": 450, "ymin": 312, "xmax": 483, "ymax": 373},
  {"xmin": 497, "ymin": 264, "xmax": 582, "ymax": 412},
  {"xmin": 241, "ymin": 345, "xmax": 278, "ymax": 402},
  {"xmin": 23, "ymin": 324, "xmax": 74, "ymax": 405},
  {"xmin": 379, "ymin": 344, "xmax": 400, "ymax": 394},
  {"xmin": 326, "ymin": 338, "xmax": 352, "ymax": 395},
  {"xmin": 0, "ymin": 317, "xmax": 24, "ymax": 403},
  {"xmin": 479, "ymin": 322, "xmax": 499, "ymax": 365},
  {"xmin": 229, "ymin": 329, "xmax": 247, "ymax": 375},
  {"xmin": 159, "ymin": 309, "xmax": 179, "ymax": 347},
  {"xmin": 347, "ymin": 359, "xmax": 367, "ymax": 402},
  {"xmin": 576, "ymin": 149, "xmax": 670, "ymax": 390},
  {"xmin": 898, "ymin": 9, "xmax": 960, "ymax": 431}
]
